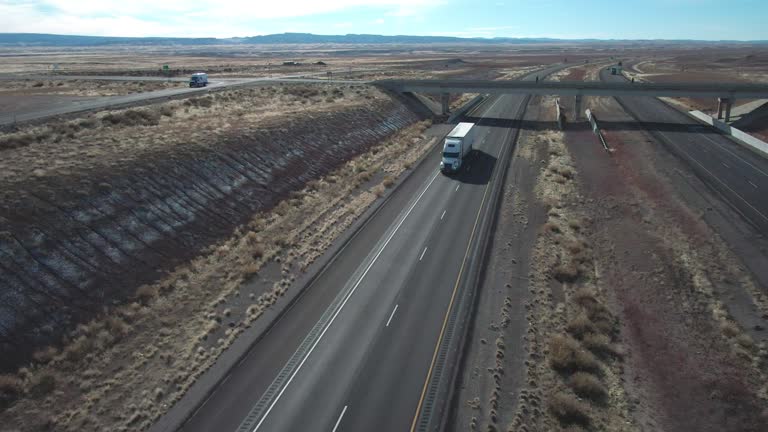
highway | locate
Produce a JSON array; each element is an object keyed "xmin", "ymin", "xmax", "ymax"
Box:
[
  {"xmin": 0, "ymin": 70, "xmax": 374, "ymax": 126},
  {"xmin": 168, "ymin": 64, "xmax": 565, "ymax": 432},
  {"xmin": 601, "ymin": 68, "xmax": 768, "ymax": 233}
]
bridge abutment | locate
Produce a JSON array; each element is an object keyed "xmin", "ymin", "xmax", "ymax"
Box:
[
  {"xmin": 574, "ymin": 94, "xmax": 583, "ymax": 120},
  {"xmin": 440, "ymin": 93, "xmax": 450, "ymax": 115}
]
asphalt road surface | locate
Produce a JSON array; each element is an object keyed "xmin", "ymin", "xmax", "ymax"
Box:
[
  {"xmin": 175, "ymin": 65, "xmax": 565, "ymax": 432},
  {"xmin": 601, "ymin": 68, "xmax": 768, "ymax": 233}
]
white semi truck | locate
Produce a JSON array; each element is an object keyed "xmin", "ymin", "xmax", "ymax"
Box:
[{"xmin": 440, "ymin": 122, "xmax": 476, "ymax": 174}]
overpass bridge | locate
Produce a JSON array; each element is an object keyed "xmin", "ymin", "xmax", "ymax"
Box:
[{"xmin": 376, "ymin": 79, "xmax": 768, "ymax": 120}]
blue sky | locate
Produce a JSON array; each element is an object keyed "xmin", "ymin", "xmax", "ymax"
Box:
[{"xmin": 1, "ymin": 0, "xmax": 765, "ymax": 40}]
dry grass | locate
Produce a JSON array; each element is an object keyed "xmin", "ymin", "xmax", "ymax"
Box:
[
  {"xmin": 0, "ymin": 83, "xmax": 387, "ymax": 186},
  {"xmin": 549, "ymin": 335, "xmax": 600, "ymax": 374},
  {"xmin": 0, "ymin": 79, "xmax": 184, "ymax": 97}
]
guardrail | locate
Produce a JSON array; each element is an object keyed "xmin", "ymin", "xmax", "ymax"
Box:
[
  {"xmin": 585, "ymin": 109, "xmax": 609, "ymax": 152},
  {"xmin": 688, "ymin": 110, "xmax": 768, "ymax": 159}
]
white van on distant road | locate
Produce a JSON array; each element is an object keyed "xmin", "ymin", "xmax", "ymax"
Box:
[{"xmin": 189, "ymin": 72, "xmax": 209, "ymax": 88}]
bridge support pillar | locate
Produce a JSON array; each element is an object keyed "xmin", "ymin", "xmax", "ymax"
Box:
[
  {"xmin": 717, "ymin": 97, "xmax": 734, "ymax": 121},
  {"xmin": 725, "ymin": 98, "xmax": 734, "ymax": 122},
  {"xmin": 440, "ymin": 93, "xmax": 450, "ymax": 115},
  {"xmin": 574, "ymin": 94, "xmax": 583, "ymax": 120}
]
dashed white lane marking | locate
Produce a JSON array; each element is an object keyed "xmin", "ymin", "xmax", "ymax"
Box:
[
  {"xmin": 440, "ymin": 210, "xmax": 446, "ymax": 220},
  {"xmin": 332, "ymin": 405, "xmax": 348, "ymax": 432},
  {"xmin": 749, "ymin": 180, "xmax": 758, "ymax": 189},
  {"xmin": 386, "ymin": 304, "xmax": 399, "ymax": 327},
  {"xmin": 455, "ymin": 184, "xmax": 460, "ymax": 192},
  {"xmin": 419, "ymin": 247, "xmax": 428, "ymax": 261},
  {"xmin": 722, "ymin": 162, "xmax": 730, "ymax": 168},
  {"xmin": 250, "ymin": 171, "xmax": 440, "ymax": 431},
  {"xmin": 699, "ymin": 133, "xmax": 768, "ymax": 177}
]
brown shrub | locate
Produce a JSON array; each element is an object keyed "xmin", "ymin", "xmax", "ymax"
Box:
[
  {"xmin": 736, "ymin": 333, "xmax": 755, "ymax": 349},
  {"xmin": 0, "ymin": 133, "xmax": 35, "ymax": 150},
  {"xmin": 0, "ymin": 374, "xmax": 23, "ymax": 396},
  {"xmin": 63, "ymin": 335, "xmax": 94, "ymax": 362},
  {"xmin": 184, "ymin": 96, "xmax": 214, "ymax": 108},
  {"xmin": 572, "ymin": 287, "xmax": 597, "ymax": 306},
  {"xmin": 136, "ymin": 285, "xmax": 159, "ymax": 303},
  {"xmin": 158, "ymin": 106, "xmax": 175, "ymax": 117},
  {"xmin": 583, "ymin": 302, "xmax": 616, "ymax": 335},
  {"xmin": 554, "ymin": 262, "xmax": 581, "ymax": 283},
  {"xmin": 102, "ymin": 109, "xmax": 161, "ymax": 127},
  {"xmin": 542, "ymin": 222, "xmax": 562, "ymax": 234},
  {"xmin": 566, "ymin": 312, "xmax": 595, "ymax": 338},
  {"xmin": 32, "ymin": 346, "xmax": 59, "ymax": 364},
  {"xmin": 549, "ymin": 391, "xmax": 590, "ymax": 426},
  {"xmin": 382, "ymin": 175, "xmax": 395, "ymax": 188},
  {"xmin": 28, "ymin": 373, "xmax": 56, "ymax": 398},
  {"xmin": 105, "ymin": 316, "xmax": 131, "ymax": 341},
  {"xmin": 549, "ymin": 335, "xmax": 600, "ymax": 373},
  {"xmin": 568, "ymin": 372, "xmax": 607, "ymax": 401},
  {"xmin": 581, "ymin": 332, "xmax": 617, "ymax": 358},
  {"xmin": 720, "ymin": 320, "xmax": 740, "ymax": 338}
]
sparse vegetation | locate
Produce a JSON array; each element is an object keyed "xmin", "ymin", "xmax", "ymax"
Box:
[
  {"xmin": 568, "ymin": 372, "xmax": 607, "ymax": 401},
  {"xmin": 548, "ymin": 391, "xmax": 590, "ymax": 426},
  {"xmin": 102, "ymin": 109, "xmax": 161, "ymax": 127},
  {"xmin": 549, "ymin": 334, "xmax": 600, "ymax": 373}
]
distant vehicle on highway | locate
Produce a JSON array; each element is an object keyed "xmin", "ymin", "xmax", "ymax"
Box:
[
  {"xmin": 189, "ymin": 72, "xmax": 209, "ymax": 88},
  {"xmin": 440, "ymin": 122, "xmax": 476, "ymax": 174}
]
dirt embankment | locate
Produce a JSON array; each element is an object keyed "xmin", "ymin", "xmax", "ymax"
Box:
[
  {"xmin": 0, "ymin": 84, "xmax": 418, "ymax": 372},
  {"xmin": 0, "ymin": 83, "xmax": 436, "ymax": 431}
]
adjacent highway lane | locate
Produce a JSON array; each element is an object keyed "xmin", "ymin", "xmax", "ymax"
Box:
[{"xmin": 601, "ymin": 67, "xmax": 768, "ymax": 233}]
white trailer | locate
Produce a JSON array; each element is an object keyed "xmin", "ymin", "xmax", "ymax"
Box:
[{"xmin": 440, "ymin": 122, "xmax": 476, "ymax": 174}]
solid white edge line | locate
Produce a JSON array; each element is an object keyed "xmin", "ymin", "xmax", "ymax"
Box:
[
  {"xmin": 386, "ymin": 304, "xmax": 399, "ymax": 327},
  {"xmin": 419, "ymin": 247, "xmax": 428, "ymax": 261},
  {"xmin": 251, "ymin": 171, "xmax": 440, "ymax": 431},
  {"xmin": 658, "ymin": 131, "xmax": 768, "ymax": 223},
  {"xmin": 332, "ymin": 405, "xmax": 348, "ymax": 432}
]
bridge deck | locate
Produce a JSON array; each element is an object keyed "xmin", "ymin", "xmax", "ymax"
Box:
[{"xmin": 377, "ymin": 79, "xmax": 768, "ymax": 99}]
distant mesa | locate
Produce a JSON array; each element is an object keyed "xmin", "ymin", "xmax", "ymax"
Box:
[{"xmin": 0, "ymin": 32, "xmax": 765, "ymax": 47}]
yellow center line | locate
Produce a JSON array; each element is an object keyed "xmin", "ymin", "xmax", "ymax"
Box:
[{"xmin": 409, "ymin": 170, "xmax": 492, "ymax": 432}]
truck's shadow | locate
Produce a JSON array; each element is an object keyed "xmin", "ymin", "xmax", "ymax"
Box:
[{"xmin": 445, "ymin": 149, "xmax": 496, "ymax": 186}]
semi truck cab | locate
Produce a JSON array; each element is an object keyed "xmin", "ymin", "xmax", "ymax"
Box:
[{"xmin": 440, "ymin": 122, "xmax": 476, "ymax": 174}]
